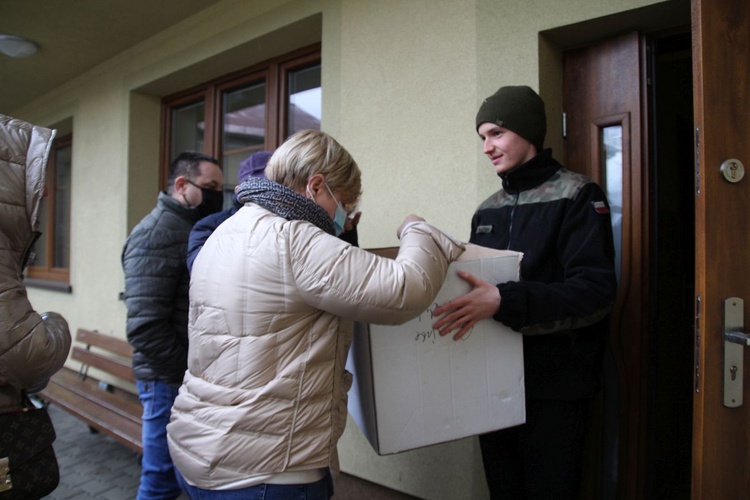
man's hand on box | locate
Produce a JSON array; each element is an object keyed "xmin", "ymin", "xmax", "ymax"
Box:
[{"xmin": 432, "ymin": 270, "xmax": 501, "ymax": 340}]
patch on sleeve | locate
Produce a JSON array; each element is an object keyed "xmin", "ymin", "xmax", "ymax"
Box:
[
  {"xmin": 476, "ymin": 224, "xmax": 493, "ymax": 234},
  {"xmin": 592, "ymin": 201, "xmax": 610, "ymax": 214}
]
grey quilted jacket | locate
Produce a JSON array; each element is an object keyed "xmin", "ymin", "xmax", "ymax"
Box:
[{"xmin": 122, "ymin": 192, "xmax": 201, "ymax": 385}]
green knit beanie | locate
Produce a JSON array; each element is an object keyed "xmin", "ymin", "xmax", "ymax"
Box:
[{"xmin": 475, "ymin": 85, "xmax": 547, "ymax": 151}]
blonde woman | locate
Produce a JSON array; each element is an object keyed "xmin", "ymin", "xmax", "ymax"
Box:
[{"xmin": 167, "ymin": 129, "xmax": 464, "ymax": 499}]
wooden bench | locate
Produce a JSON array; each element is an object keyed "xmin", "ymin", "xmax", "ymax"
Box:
[{"xmin": 39, "ymin": 328, "xmax": 142, "ymax": 455}]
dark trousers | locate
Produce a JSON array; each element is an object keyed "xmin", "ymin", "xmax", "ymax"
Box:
[{"xmin": 479, "ymin": 398, "xmax": 590, "ymax": 500}]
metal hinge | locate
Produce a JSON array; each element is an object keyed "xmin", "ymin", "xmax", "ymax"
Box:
[
  {"xmin": 695, "ymin": 295, "xmax": 701, "ymax": 393},
  {"xmin": 562, "ymin": 112, "xmax": 567, "ymax": 139},
  {"xmin": 695, "ymin": 126, "xmax": 701, "ymax": 195}
]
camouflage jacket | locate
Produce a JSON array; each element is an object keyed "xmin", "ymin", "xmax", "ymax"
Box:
[{"xmin": 471, "ymin": 148, "xmax": 617, "ymax": 400}]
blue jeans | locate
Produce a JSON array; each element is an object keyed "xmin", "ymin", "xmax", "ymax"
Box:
[
  {"xmin": 175, "ymin": 469, "xmax": 333, "ymax": 500},
  {"xmin": 137, "ymin": 380, "xmax": 182, "ymax": 500}
]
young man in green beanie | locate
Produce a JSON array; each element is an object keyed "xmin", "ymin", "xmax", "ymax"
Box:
[{"xmin": 433, "ymin": 85, "xmax": 617, "ymax": 499}]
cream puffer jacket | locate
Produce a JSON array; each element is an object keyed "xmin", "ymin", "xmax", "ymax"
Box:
[
  {"xmin": 167, "ymin": 203, "xmax": 464, "ymax": 489},
  {"xmin": 0, "ymin": 114, "xmax": 71, "ymax": 411}
]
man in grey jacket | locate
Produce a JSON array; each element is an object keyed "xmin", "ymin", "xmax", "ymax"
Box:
[{"xmin": 122, "ymin": 151, "xmax": 223, "ymax": 500}]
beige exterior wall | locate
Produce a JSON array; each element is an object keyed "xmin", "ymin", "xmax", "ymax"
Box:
[{"xmin": 14, "ymin": 0, "xmax": 674, "ymax": 498}]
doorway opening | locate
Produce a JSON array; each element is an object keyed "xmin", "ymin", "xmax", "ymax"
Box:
[{"xmin": 645, "ymin": 29, "xmax": 694, "ymax": 499}]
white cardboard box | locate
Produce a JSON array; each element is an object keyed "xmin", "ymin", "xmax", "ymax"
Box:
[{"xmin": 346, "ymin": 244, "xmax": 526, "ymax": 455}]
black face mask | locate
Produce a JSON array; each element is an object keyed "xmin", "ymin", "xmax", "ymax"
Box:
[{"xmin": 195, "ymin": 187, "xmax": 224, "ymax": 219}]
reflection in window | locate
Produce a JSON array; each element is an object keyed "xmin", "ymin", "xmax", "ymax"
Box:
[
  {"xmin": 163, "ymin": 47, "xmax": 321, "ymax": 197},
  {"xmin": 287, "ymin": 64, "xmax": 321, "ymax": 136},
  {"xmin": 221, "ymin": 82, "xmax": 266, "ymax": 208},
  {"xmin": 53, "ymin": 144, "xmax": 71, "ymax": 268},
  {"xmin": 28, "ymin": 134, "xmax": 71, "ymax": 283},
  {"xmin": 171, "ymin": 101, "xmax": 205, "ymax": 161},
  {"xmin": 602, "ymin": 125, "xmax": 623, "ymax": 283}
]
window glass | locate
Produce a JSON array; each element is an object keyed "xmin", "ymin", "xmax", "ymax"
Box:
[
  {"xmin": 53, "ymin": 144, "xmax": 72, "ymax": 268},
  {"xmin": 287, "ymin": 64, "xmax": 321, "ymax": 136},
  {"xmin": 171, "ymin": 101, "xmax": 205, "ymax": 160},
  {"xmin": 27, "ymin": 135, "xmax": 71, "ymax": 284},
  {"xmin": 221, "ymin": 82, "xmax": 266, "ymax": 204},
  {"xmin": 602, "ymin": 125, "xmax": 623, "ymax": 283},
  {"xmin": 35, "ymin": 196, "xmax": 49, "ymax": 265}
]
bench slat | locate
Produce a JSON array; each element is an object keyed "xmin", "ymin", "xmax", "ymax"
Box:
[
  {"xmin": 44, "ymin": 367, "xmax": 142, "ymax": 422},
  {"xmin": 42, "ymin": 376, "xmax": 142, "ymax": 454},
  {"xmin": 72, "ymin": 346, "xmax": 136, "ymax": 384},
  {"xmin": 39, "ymin": 328, "xmax": 143, "ymax": 456},
  {"xmin": 76, "ymin": 328, "xmax": 133, "ymax": 358}
]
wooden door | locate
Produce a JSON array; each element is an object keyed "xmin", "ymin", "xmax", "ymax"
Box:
[
  {"xmin": 691, "ymin": 0, "xmax": 750, "ymax": 498},
  {"xmin": 563, "ymin": 32, "xmax": 649, "ymax": 499},
  {"xmin": 563, "ymin": 0, "xmax": 750, "ymax": 496}
]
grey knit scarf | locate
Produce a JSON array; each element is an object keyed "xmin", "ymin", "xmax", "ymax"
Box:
[{"xmin": 235, "ymin": 177, "xmax": 335, "ymax": 235}]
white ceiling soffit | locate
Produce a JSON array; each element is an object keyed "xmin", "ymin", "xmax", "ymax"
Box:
[{"xmin": 0, "ymin": 0, "xmax": 225, "ymax": 114}]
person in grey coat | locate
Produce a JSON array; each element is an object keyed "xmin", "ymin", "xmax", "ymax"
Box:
[
  {"xmin": 0, "ymin": 113, "xmax": 71, "ymax": 421},
  {"xmin": 122, "ymin": 151, "xmax": 224, "ymax": 500}
]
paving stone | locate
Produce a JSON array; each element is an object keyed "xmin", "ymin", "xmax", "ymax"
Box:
[
  {"xmin": 43, "ymin": 405, "xmax": 139, "ymax": 499},
  {"xmin": 78, "ymin": 479, "xmax": 119, "ymax": 496},
  {"xmin": 101, "ymin": 487, "xmax": 141, "ymax": 500}
]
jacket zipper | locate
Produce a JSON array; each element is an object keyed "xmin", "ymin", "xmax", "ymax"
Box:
[{"xmin": 507, "ymin": 193, "xmax": 519, "ymax": 250}]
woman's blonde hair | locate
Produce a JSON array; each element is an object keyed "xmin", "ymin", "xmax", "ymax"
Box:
[{"xmin": 265, "ymin": 129, "xmax": 362, "ymax": 205}]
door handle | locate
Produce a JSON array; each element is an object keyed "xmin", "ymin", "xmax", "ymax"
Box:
[
  {"xmin": 723, "ymin": 297, "xmax": 750, "ymax": 407},
  {"xmin": 725, "ymin": 330, "xmax": 750, "ymax": 346}
]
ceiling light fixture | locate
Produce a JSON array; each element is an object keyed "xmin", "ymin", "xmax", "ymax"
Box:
[{"xmin": 0, "ymin": 35, "xmax": 39, "ymax": 58}]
